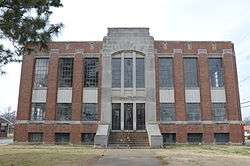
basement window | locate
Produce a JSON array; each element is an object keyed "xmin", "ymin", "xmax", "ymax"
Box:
[
  {"xmin": 58, "ymin": 58, "xmax": 74, "ymax": 87},
  {"xmin": 56, "ymin": 104, "xmax": 72, "ymax": 121},
  {"xmin": 187, "ymin": 133, "xmax": 203, "ymax": 143},
  {"xmin": 82, "ymin": 103, "xmax": 97, "ymax": 121},
  {"xmin": 84, "ymin": 58, "xmax": 99, "ymax": 87},
  {"xmin": 162, "ymin": 133, "xmax": 176, "ymax": 144},
  {"xmin": 214, "ymin": 133, "xmax": 229, "ymax": 144},
  {"xmin": 28, "ymin": 132, "xmax": 43, "ymax": 143},
  {"xmin": 81, "ymin": 133, "xmax": 95, "ymax": 144},
  {"xmin": 55, "ymin": 133, "xmax": 70, "ymax": 144},
  {"xmin": 31, "ymin": 103, "xmax": 46, "ymax": 121}
]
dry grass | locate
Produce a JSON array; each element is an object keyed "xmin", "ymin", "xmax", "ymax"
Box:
[{"xmin": 0, "ymin": 144, "xmax": 249, "ymax": 166}]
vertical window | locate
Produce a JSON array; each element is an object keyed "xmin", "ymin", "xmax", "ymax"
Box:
[
  {"xmin": 33, "ymin": 58, "xmax": 49, "ymax": 88},
  {"xmin": 136, "ymin": 58, "xmax": 145, "ymax": 88},
  {"xmin": 112, "ymin": 58, "xmax": 121, "ymax": 88},
  {"xmin": 187, "ymin": 133, "xmax": 203, "ymax": 143},
  {"xmin": 214, "ymin": 133, "xmax": 229, "ymax": 144},
  {"xmin": 31, "ymin": 103, "xmax": 46, "ymax": 121},
  {"xmin": 208, "ymin": 58, "xmax": 224, "ymax": 87},
  {"xmin": 82, "ymin": 103, "xmax": 97, "ymax": 121},
  {"xmin": 186, "ymin": 103, "xmax": 201, "ymax": 121},
  {"xmin": 28, "ymin": 133, "xmax": 43, "ymax": 143},
  {"xmin": 159, "ymin": 58, "xmax": 173, "ymax": 88},
  {"xmin": 212, "ymin": 103, "xmax": 226, "ymax": 121},
  {"xmin": 184, "ymin": 58, "xmax": 198, "ymax": 87},
  {"xmin": 160, "ymin": 103, "xmax": 175, "ymax": 121},
  {"xmin": 81, "ymin": 133, "xmax": 95, "ymax": 144},
  {"xmin": 58, "ymin": 58, "xmax": 74, "ymax": 87},
  {"xmin": 84, "ymin": 58, "xmax": 99, "ymax": 87},
  {"xmin": 162, "ymin": 133, "xmax": 176, "ymax": 144},
  {"xmin": 124, "ymin": 58, "xmax": 133, "ymax": 88},
  {"xmin": 112, "ymin": 103, "xmax": 121, "ymax": 130},
  {"xmin": 55, "ymin": 133, "xmax": 70, "ymax": 144},
  {"xmin": 56, "ymin": 104, "xmax": 72, "ymax": 121}
]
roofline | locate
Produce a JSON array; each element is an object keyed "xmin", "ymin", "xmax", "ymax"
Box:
[
  {"xmin": 154, "ymin": 40, "xmax": 233, "ymax": 43},
  {"xmin": 0, "ymin": 116, "xmax": 13, "ymax": 125}
]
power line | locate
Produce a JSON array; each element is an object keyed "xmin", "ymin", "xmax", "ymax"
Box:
[
  {"xmin": 241, "ymin": 105, "xmax": 250, "ymax": 108},
  {"xmin": 241, "ymin": 100, "xmax": 250, "ymax": 104}
]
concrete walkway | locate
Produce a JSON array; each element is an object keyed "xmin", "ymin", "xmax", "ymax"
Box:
[{"xmin": 94, "ymin": 155, "xmax": 160, "ymax": 166}]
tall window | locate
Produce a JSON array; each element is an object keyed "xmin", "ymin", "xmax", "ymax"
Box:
[
  {"xmin": 84, "ymin": 58, "xmax": 99, "ymax": 87},
  {"xmin": 33, "ymin": 58, "xmax": 49, "ymax": 88},
  {"xmin": 186, "ymin": 103, "xmax": 201, "ymax": 121},
  {"xmin": 56, "ymin": 103, "xmax": 72, "ymax": 121},
  {"xmin": 31, "ymin": 103, "xmax": 46, "ymax": 121},
  {"xmin": 112, "ymin": 58, "xmax": 121, "ymax": 88},
  {"xmin": 124, "ymin": 58, "xmax": 133, "ymax": 88},
  {"xmin": 159, "ymin": 58, "xmax": 173, "ymax": 88},
  {"xmin": 184, "ymin": 58, "xmax": 198, "ymax": 87},
  {"xmin": 58, "ymin": 58, "xmax": 74, "ymax": 87},
  {"xmin": 82, "ymin": 103, "xmax": 97, "ymax": 121},
  {"xmin": 160, "ymin": 103, "xmax": 175, "ymax": 121},
  {"xmin": 208, "ymin": 58, "xmax": 224, "ymax": 87},
  {"xmin": 136, "ymin": 58, "xmax": 145, "ymax": 88},
  {"xmin": 212, "ymin": 103, "xmax": 226, "ymax": 121}
]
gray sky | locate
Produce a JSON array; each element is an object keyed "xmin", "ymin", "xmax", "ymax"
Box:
[{"xmin": 0, "ymin": 0, "xmax": 250, "ymax": 118}]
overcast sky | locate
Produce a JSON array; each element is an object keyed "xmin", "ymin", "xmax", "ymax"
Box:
[{"xmin": 0, "ymin": 0, "xmax": 250, "ymax": 118}]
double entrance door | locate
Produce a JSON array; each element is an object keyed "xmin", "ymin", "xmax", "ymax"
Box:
[{"xmin": 112, "ymin": 103, "xmax": 145, "ymax": 130}]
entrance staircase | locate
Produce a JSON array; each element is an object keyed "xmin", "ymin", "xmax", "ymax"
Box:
[{"xmin": 108, "ymin": 132, "xmax": 149, "ymax": 148}]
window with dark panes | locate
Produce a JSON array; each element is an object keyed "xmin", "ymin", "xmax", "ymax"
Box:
[
  {"xmin": 208, "ymin": 58, "xmax": 224, "ymax": 87},
  {"xmin": 160, "ymin": 103, "xmax": 175, "ymax": 121},
  {"xmin": 58, "ymin": 58, "xmax": 74, "ymax": 87},
  {"xmin": 82, "ymin": 103, "xmax": 97, "ymax": 121},
  {"xmin": 81, "ymin": 133, "xmax": 95, "ymax": 144},
  {"xmin": 162, "ymin": 133, "xmax": 176, "ymax": 144},
  {"xmin": 136, "ymin": 58, "xmax": 145, "ymax": 88},
  {"xmin": 28, "ymin": 132, "xmax": 43, "ymax": 143},
  {"xmin": 56, "ymin": 103, "xmax": 72, "ymax": 121},
  {"xmin": 187, "ymin": 133, "xmax": 203, "ymax": 143},
  {"xmin": 112, "ymin": 58, "xmax": 121, "ymax": 88},
  {"xmin": 159, "ymin": 58, "xmax": 173, "ymax": 87},
  {"xmin": 31, "ymin": 103, "xmax": 46, "ymax": 121},
  {"xmin": 112, "ymin": 103, "xmax": 121, "ymax": 130},
  {"xmin": 55, "ymin": 133, "xmax": 70, "ymax": 144},
  {"xmin": 186, "ymin": 103, "xmax": 201, "ymax": 121},
  {"xmin": 84, "ymin": 58, "xmax": 99, "ymax": 87},
  {"xmin": 214, "ymin": 133, "xmax": 229, "ymax": 144},
  {"xmin": 124, "ymin": 58, "xmax": 133, "ymax": 88},
  {"xmin": 33, "ymin": 58, "xmax": 49, "ymax": 88},
  {"xmin": 184, "ymin": 58, "xmax": 198, "ymax": 87},
  {"xmin": 212, "ymin": 103, "xmax": 226, "ymax": 121}
]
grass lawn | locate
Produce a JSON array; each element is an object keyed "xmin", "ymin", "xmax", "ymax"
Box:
[{"xmin": 0, "ymin": 144, "xmax": 249, "ymax": 166}]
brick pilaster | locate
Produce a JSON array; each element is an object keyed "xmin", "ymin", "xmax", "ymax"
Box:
[
  {"xmin": 72, "ymin": 54, "xmax": 83, "ymax": 121},
  {"xmin": 16, "ymin": 54, "xmax": 34, "ymax": 120},
  {"xmin": 97, "ymin": 54, "xmax": 102, "ymax": 121},
  {"xmin": 223, "ymin": 50, "xmax": 241, "ymax": 121},
  {"xmin": 198, "ymin": 49, "xmax": 212, "ymax": 121},
  {"xmin": 173, "ymin": 49, "xmax": 186, "ymax": 121},
  {"xmin": 46, "ymin": 53, "xmax": 59, "ymax": 120}
]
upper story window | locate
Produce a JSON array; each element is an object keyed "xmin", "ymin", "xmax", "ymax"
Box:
[
  {"xmin": 33, "ymin": 58, "xmax": 49, "ymax": 88},
  {"xmin": 56, "ymin": 103, "xmax": 72, "ymax": 121},
  {"xmin": 212, "ymin": 103, "xmax": 226, "ymax": 121},
  {"xmin": 186, "ymin": 103, "xmax": 201, "ymax": 121},
  {"xmin": 84, "ymin": 58, "xmax": 99, "ymax": 87},
  {"xmin": 136, "ymin": 58, "xmax": 145, "ymax": 88},
  {"xmin": 184, "ymin": 58, "xmax": 198, "ymax": 87},
  {"xmin": 159, "ymin": 58, "xmax": 173, "ymax": 88},
  {"xmin": 112, "ymin": 58, "xmax": 121, "ymax": 88},
  {"xmin": 31, "ymin": 103, "xmax": 46, "ymax": 121},
  {"xmin": 82, "ymin": 103, "xmax": 97, "ymax": 121},
  {"xmin": 160, "ymin": 103, "xmax": 175, "ymax": 121},
  {"xmin": 124, "ymin": 58, "xmax": 133, "ymax": 88},
  {"xmin": 58, "ymin": 58, "xmax": 74, "ymax": 87},
  {"xmin": 208, "ymin": 58, "xmax": 224, "ymax": 88}
]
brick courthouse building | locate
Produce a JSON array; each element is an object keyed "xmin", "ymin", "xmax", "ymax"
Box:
[{"xmin": 14, "ymin": 28, "xmax": 243, "ymax": 147}]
